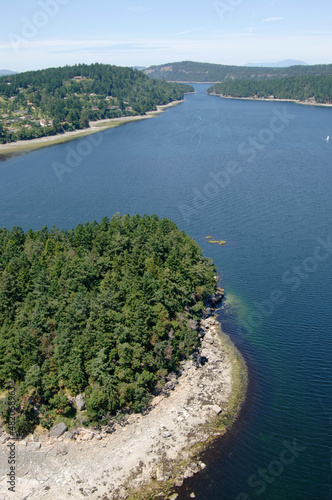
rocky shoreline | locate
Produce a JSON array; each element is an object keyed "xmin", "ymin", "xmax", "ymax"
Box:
[{"xmin": 0, "ymin": 289, "xmax": 247, "ymax": 500}]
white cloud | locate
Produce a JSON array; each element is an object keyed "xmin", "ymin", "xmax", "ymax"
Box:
[
  {"xmin": 176, "ymin": 27, "xmax": 207, "ymax": 36},
  {"xmin": 1, "ymin": 33, "xmax": 331, "ymax": 72},
  {"xmin": 262, "ymin": 17, "xmax": 284, "ymax": 23},
  {"xmin": 126, "ymin": 6, "xmax": 154, "ymax": 13},
  {"xmin": 309, "ymin": 30, "xmax": 332, "ymax": 35}
]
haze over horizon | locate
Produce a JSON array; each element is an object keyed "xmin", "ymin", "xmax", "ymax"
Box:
[{"xmin": 1, "ymin": 0, "xmax": 331, "ymax": 73}]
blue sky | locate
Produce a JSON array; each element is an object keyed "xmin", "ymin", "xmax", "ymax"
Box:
[{"xmin": 1, "ymin": 0, "xmax": 331, "ymax": 72}]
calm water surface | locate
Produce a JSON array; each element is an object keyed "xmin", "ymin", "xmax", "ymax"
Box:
[{"xmin": 0, "ymin": 85, "xmax": 331, "ymax": 499}]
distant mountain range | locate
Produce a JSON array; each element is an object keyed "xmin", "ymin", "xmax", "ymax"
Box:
[
  {"xmin": 0, "ymin": 69, "xmax": 17, "ymax": 77},
  {"xmin": 245, "ymin": 59, "xmax": 308, "ymax": 68},
  {"xmin": 144, "ymin": 61, "xmax": 332, "ymax": 83}
]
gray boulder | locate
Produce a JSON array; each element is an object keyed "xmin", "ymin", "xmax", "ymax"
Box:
[
  {"xmin": 202, "ymin": 307, "xmax": 213, "ymax": 319},
  {"xmin": 165, "ymin": 381, "xmax": 175, "ymax": 391},
  {"xmin": 49, "ymin": 422, "xmax": 68, "ymax": 438},
  {"xmin": 75, "ymin": 394, "xmax": 86, "ymax": 411},
  {"xmin": 211, "ymin": 405, "xmax": 222, "ymax": 415}
]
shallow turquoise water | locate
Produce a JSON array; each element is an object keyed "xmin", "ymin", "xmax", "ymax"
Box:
[{"xmin": 0, "ymin": 84, "xmax": 331, "ymax": 499}]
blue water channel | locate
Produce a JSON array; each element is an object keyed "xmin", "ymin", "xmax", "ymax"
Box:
[{"xmin": 0, "ymin": 84, "xmax": 331, "ymax": 499}]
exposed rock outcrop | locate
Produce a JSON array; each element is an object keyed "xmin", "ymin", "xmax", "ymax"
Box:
[
  {"xmin": 49, "ymin": 422, "xmax": 68, "ymax": 438},
  {"xmin": 0, "ymin": 285, "xmax": 247, "ymax": 500}
]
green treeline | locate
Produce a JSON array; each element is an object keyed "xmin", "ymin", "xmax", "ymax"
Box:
[
  {"xmin": 0, "ymin": 215, "xmax": 216, "ymax": 436},
  {"xmin": 207, "ymin": 75, "xmax": 332, "ymax": 104},
  {"xmin": 144, "ymin": 61, "xmax": 332, "ymax": 83},
  {"xmin": 0, "ymin": 63, "xmax": 193, "ymax": 144}
]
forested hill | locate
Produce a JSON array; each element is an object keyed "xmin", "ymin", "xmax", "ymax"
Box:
[
  {"xmin": 144, "ymin": 61, "xmax": 332, "ymax": 83},
  {"xmin": 207, "ymin": 74, "xmax": 332, "ymax": 105},
  {"xmin": 0, "ymin": 63, "xmax": 193, "ymax": 144},
  {"xmin": 0, "ymin": 215, "xmax": 217, "ymax": 436}
]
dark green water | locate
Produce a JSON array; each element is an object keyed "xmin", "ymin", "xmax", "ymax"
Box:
[{"xmin": 0, "ymin": 85, "xmax": 331, "ymax": 499}]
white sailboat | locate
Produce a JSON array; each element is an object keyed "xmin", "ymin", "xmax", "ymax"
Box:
[{"xmin": 326, "ymin": 135, "xmax": 330, "ymax": 142}]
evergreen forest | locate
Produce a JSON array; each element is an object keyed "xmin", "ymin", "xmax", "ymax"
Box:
[
  {"xmin": 0, "ymin": 215, "xmax": 217, "ymax": 436},
  {"xmin": 207, "ymin": 74, "xmax": 332, "ymax": 104},
  {"xmin": 144, "ymin": 61, "xmax": 332, "ymax": 83}
]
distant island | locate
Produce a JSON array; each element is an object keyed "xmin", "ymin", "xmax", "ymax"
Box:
[
  {"xmin": 144, "ymin": 60, "xmax": 332, "ymax": 83},
  {"xmin": 0, "ymin": 63, "xmax": 193, "ymax": 144},
  {"xmin": 207, "ymin": 74, "xmax": 332, "ymax": 105}
]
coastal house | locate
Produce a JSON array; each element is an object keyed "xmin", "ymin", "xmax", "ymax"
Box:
[{"xmin": 40, "ymin": 119, "xmax": 53, "ymax": 127}]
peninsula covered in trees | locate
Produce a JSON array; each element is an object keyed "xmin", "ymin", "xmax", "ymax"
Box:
[
  {"xmin": 144, "ymin": 61, "xmax": 332, "ymax": 83},
  {"xmin": 207, "ymin": 74, "xmax": 332, "ymax": 105},
  {"xmin": 0, "ymin": 63, "xmax": 193, "ymax": 144},
  {"xmin": 0, "ymin": 215, "xmax": 217, "ymax": 436}
]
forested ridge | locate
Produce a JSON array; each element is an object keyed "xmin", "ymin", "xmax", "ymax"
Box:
[
  {"xmin": 0, "ymin": 63, "xmax": 193, "ymax": 144},
  {"xmin": 144, "ymin": 61, "xmax": 332, "ymax": 83},
  {"xmin": 0, "ymin": 215, "xmax": 217, "ymax": 436},
  {"xmin": 207, "ymin": 74, "xmax": 332, "ymax": 104}
]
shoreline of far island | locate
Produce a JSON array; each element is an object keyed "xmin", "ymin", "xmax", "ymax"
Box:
[
  {"xmin": 208, "ymin": 92, "xmax": 332, "ymax": 108},
  {"xmin": 0, "ymin": 100, "xmax": 185, "ymax": 157}
]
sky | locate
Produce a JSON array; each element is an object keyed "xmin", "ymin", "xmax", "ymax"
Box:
[{"xmin": 0, "ymin": 0, "xmax": 331, "ymax": 72}]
